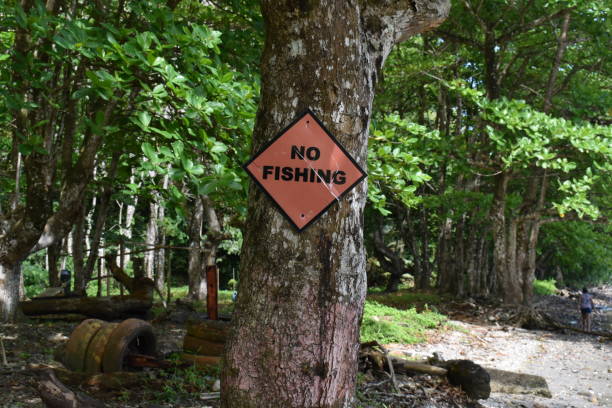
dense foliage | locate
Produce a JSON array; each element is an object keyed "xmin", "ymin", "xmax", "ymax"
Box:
[{"xmin": 0, "ymin": 0, "xmax": 609, "ymax": 311}]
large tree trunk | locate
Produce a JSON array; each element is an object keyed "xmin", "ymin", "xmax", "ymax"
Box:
[{"xmin": 221, "ymin": 2, "xmax": 449, "ymax": 407}]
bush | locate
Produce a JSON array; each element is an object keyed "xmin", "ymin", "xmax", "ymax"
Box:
[
  {"xmin": 533, "ymin": 279, "xmax": 557, "ymax": 296},
  {"xmin": 360, "ymin": 300, "xmax": 446, "ymax": 344},
  {"xmin": 22, "ymin": 257, "xmax": 48, "ymax": 298}
]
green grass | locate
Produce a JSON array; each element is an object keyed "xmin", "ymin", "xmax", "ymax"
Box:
[
  {"xmin": 360, "ymin": 300, "xmax": 447, "ymax": 344},
  {"xmin": 533, "ymin": 278, "xmax": 557, "ymax": 295}
]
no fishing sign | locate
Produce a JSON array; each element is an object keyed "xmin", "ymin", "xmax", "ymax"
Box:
[{"xmin": 244, "ymin": 109, "xmax": 367, "ymax": 231}]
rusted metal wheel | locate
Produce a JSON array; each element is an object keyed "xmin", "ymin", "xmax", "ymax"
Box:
[
  {"xmin": 63, "ymin": 319, "xmax": 105, "ymax": 372},
  {"xmin": 83, "ymin": 322, "xmax": 119, "ymax": 373},
  {"xmin": 102, "ymin": 318, "xmax": 156, "ymax": 373}
]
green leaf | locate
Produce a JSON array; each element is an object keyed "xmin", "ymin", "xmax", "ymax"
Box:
[{"xmin": 138, "ymin": 111, "xmax": 151, "ymax": 129}]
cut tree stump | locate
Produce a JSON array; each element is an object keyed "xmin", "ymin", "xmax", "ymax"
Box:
[{"xmin": 181, "ymin": 319, "xmax": 229, "ymax": 367}]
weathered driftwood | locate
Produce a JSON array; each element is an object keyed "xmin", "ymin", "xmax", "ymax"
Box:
[
  {"xmin": 104, "ymin": 254, "xmax": 155, "ymax": 299},
  {"xmin": 391, "ymin": 358, "xmax": 448, "ymax": 376},
  {"xmin": 20, "ymin": 296, "xmax": 152, "ymax": 320},
  {"xmin": 519, "ymin": 308, "xmax": 612, "ymax": 338},
  {"xmin": 36, "ymin": 368, "xmax": 106, "ymax": 408}
]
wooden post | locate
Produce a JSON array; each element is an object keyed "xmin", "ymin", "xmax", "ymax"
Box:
[{"xmin": 206, "ymin": 265, "xmax": 218, "ymax": 320}]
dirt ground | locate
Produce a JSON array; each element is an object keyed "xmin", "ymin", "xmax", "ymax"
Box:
[
  {"xmin": 391, "ymin": 286, "xmax": 612, "ymax": 408},
  {"xmin": 1, "ymin": 287, "xmax": 610, "ymax": 408}
]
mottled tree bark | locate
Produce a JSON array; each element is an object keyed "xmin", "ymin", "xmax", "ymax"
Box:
[
  {"xmin": 144, "ymin": 199, "xmax": 159, "ymax": 280},
  {"xmin": 221, "ymin": 1, "xmax": 449, "ymax": 407},
  {"xmin": 0, "ymin": 263, "xmax": 22, "ymax": 321}
]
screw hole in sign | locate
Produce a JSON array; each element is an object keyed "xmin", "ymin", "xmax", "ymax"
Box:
[{"xmin": 300, "ymin": 214, "xmax": 305, "ymax": 218}]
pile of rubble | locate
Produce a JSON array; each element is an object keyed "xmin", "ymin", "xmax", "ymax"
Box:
[{"xmin": 357, "ymin": 342, "xmax": 486, "ymax": 407}]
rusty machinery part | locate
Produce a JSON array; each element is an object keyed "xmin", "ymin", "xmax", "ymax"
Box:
[
  {"xmin": 83, "ymin": 322, "xmax": 119, "ymax": 373},
  {"xmin": 102, "ymin": 318, "xmax": 157, "ymax": 373},
  {"xmin": 63, "ymin": 319, "xmax": 105, "ymax": 372}
]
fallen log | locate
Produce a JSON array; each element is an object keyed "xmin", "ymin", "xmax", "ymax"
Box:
[
  {"xmin": 36, "ymin": 368, "xmax": 106, "ymax": 408},
  {"xmin": 390, "ymin": 358, "xmax": 448, "ymax": 376},
  {"xmin": 180, "ymin": 353, "xmax": 221, "ymax": 369},
  {"xmin": 51, "ymin": 367, "xmax": 146, "ymax": 391},
  {"xmin": 19, "ymin": 296, "xmax": 152, "ymax": 320},
  {"xmin": 486, "ymin": 367, "xmax": 551, "ymax": 398}
]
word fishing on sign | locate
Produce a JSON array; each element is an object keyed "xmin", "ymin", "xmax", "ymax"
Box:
[
  {"xmin": 261, "ymin": 145, "xmax": 347, "ymax": 185},
  {"xmin": 244, "ymin": 109, "xmax": 366, "ymax": 231}
]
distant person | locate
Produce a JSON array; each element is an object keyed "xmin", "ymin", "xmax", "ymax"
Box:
[{"xmin": 578, "ymin": 287, "xmax": 595, "ymax": 331}]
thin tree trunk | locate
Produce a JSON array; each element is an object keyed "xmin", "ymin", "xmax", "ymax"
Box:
[
  {"xmin": 455, "ymin": 216, "xmax": 466, "ymax": 297},
  {"xmin": 0, "ymin": 263, "xmax": 22, "ymax": 321},
  {"xmin": 543, "ymin": 10, "xmax": 571, "ymax": 114},
  {"xmin": 187, "ymin": 197, "xmax": 206, "ymax": 300},
  {"xmin": 419, "ymin": 206, "xmax": 431, "ymax": 289},
  {"xmin": 436, "ymin": 216, "xmax": 454, "ymax": 293},
  {"xmin": 144, "ymin": 200, "xmax": 158, "ymax": 280},
  {"xmin": 76, "ymin": 188, "xmax": 113, "ymax": 295},
  {"xmin": 120, "ymin": 175, "xmax": 138, "ymax": 267},
  {"xmin": 47, "ymin": 241, "xmax": 62, "ymax": 287},
  {"xmin": 154, "ymin": 174, "xmax": 170, "ymax": 295},
  {"xmin": 72, "ymin": 206, "xmax": 87, "ymax": 294}
]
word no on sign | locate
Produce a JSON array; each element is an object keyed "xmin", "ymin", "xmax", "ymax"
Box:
[{"xmin": 244, "ymin": 109, "xmax": 367, "ymax": 231}]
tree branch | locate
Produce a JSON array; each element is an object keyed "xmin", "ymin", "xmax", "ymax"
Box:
[
  {"xmin": 497, "ymin": 7, "xmax": 575, "ymax": 45},
  {"xmin": 361, "ymin": 0, "xmax": 451, "ymax": 44}
]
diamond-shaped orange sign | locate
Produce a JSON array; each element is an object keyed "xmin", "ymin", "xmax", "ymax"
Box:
[{"xmin": 244, "ymin": 109, "xmax": 367, "ymax": 231}]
